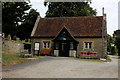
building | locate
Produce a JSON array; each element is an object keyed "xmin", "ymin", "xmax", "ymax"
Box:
[{"xmin": 31, "ymin": 13, "xmax": 107, "ymax": 59}]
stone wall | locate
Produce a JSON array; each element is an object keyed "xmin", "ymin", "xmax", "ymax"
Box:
[
  {"xmin": 31, "ymin": 38, "xmax": 54, "ymax": 55},
  {"xmin": 75, "ymin": 38, "xmax": 104, "ymax": 58},
  {"xmin": 2, "ymin": 38, "xmax": 24, "ymax": 53},
  {"xmin": 31, "ymin": 37, "xmax": 105, "ymax": 58}
]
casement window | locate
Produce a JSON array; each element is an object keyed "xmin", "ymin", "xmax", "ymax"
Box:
[
  {"xmin": 43, "ymin": 41, "xmax": 50, "ymax": 49},
  {"xmin": 35, "ymin": 43, "xmax": 40, "ymax": 50},
  {"xmin": 84, "ymin": 42, "xmax": 92, "ymax": 49}
]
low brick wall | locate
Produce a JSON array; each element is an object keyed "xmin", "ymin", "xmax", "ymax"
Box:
[{"xmin": 2, "ymin": 38, "xmax": 24, "ymax": 53}]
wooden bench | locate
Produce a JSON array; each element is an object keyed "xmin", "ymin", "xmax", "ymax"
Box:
[
  {"xmin": 20, "ymin": 50, "xmax": 32, "ymax": 58},
  {"xmin": 80, "ymin": 51, "xmax": 97, "ymax": 59}
]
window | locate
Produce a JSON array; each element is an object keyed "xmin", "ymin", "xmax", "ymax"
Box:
[
  {"xmin": 84, "ymin": 42, "xmax": 92, "ymax": 49},
  {"xmin": 35, "ymin": 43, "xmax": 40, "ymax": 50},
  {"xmin": 43, "ymin": 41, "xmax": 50, "ymax": 49},
  {"xmin": 70, "ymin": 42, "xmax": 74, "ymax": 49}
]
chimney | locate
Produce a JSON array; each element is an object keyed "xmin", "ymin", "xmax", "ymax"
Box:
[
  {"xmin": 101, "ymin": 7, "xmax": 107, "ymax": 58},
  {"xmin": 102, "ymin": 7, "xmax": 104, "ymax": 15},
  {"xmin": 102, "ymin": 7, "xmax": 106, "ymax": 20}
]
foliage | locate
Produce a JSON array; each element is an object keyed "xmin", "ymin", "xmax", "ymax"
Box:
[
  {"xmin": 113, "ymin": 30, "xmax": 120, "ymax": 56},
  {"xmin": 13, "ymin": 35, "xmax": 17, "ymax": 40},
  {"xmin": 111, "ymin": 46, "xmax": 118, "ymax": 55},
  {"xmin": 12, "ymin": 40, "xmax": 31, "ymax": 44},
  {"xmin": 106, "ymin": 56, "xmax": 112, "ymax": 62},
  {"xmin": 2, "ymin": 2, "xmax": 39, "ymax": 40},
  {"xmin": 52, "ymin": 55, "xmax": 57, "ymax": 57},
  {"xmin": 2, "ymin": 2, "xmax": 31, "ymax": 37},
  {"xmin": 44, "ymin": 2, "xmax": 97, "ymax": 17},
  {"xmin": 17, "ymin": 9, "xmax": 39, "ymax": 40},
  {"xmin": 107, "ymin": 34, "xmax": 114, "ymax": 52}
]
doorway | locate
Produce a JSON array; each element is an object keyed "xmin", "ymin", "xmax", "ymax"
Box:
[{"xmin": 59, "ymin": 41, "xmax": 69, "ymax": 57}]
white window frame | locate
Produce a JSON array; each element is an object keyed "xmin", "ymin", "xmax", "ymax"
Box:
[
  {"xmin": 34, "ymin": 42, "xmax": 40, "ymax": 50},
  {"xmin": 43, "ymin": 41, "xmax": 50, "ymax": 49},
  {"xmin": 84, "ymin": 42, "xmax": 92, "ymax": 49}
]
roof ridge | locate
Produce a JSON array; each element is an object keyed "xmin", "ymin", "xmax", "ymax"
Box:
[{"xmin": 41, "ymin": 16, "xmax": 103, "ymax": 19}]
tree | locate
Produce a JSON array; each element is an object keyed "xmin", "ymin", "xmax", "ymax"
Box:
[
  {"xmin": 107, "ymin": 34, "xmax": 114, "ymax": 53},
  {"xmin": 18, "ymin": 9, "xmax": 39, "ymax": 40},
  {"xmin": 2, "ymin": 2, "xmax": 39, "ymax": 40},
  {"xmin": 44, "ymin": 2, "xmax": 97, "ymax": 17},
  {"xmin": 111, "ymin": 46, "xmax": 118, "ymax": 55},
  {"xmin": 2, "ymin": 2, "xmax": 31, "ymax": 37},
  {"xmin": 113, "ymin": 30, "xmax": 120, "ymax": 56}
]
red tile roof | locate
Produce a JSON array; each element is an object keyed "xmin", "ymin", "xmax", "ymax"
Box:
[{"xmin": 32, "ymin": 16, "xmax": 103, "ymax": 37}]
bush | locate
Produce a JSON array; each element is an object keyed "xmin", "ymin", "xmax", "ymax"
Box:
[
  {"xmin": 111, "ymin": 46, "xmax": 118, "ymax": 55},
  {"xmin": 13, "ymin": 35, "xmax": 17, "ymax": 40},
  {"xmin": 52, "ymin": 55, "xmax": 56, "ymax": 57}
]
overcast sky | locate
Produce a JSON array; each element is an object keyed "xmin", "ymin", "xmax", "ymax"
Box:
[{"xmin": 30, "ymin": 0, "xmax": 120, "ymax": 36}]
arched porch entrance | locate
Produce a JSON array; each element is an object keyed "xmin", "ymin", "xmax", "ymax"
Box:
[{"xmin": 53, "ymin": 27, "xmax": 79, "ymax": 57}]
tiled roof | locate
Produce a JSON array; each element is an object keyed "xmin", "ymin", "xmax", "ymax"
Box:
[{"xmin": 32, "ymin": 16, "xmax": 103, "ymax": 37}]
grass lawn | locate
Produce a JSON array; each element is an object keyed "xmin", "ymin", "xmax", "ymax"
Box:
[
  {"xmin": 106, "ymin": 56, "xmax": 112, "ymax": 62},
  {"xmin": 12, "ymin": 40, "xmax": 31, "ymax": 44},
  {"xmin": 2, "ymin": 49, "xmax": 43, "ymax": 66},
  {"xmin": 73, "ymin": 56, "xmax": 112, "ymax": 62}
]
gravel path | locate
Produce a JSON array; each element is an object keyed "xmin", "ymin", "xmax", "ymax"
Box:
[{"xmin": 2, "ymin": 56, "xmax": 118, "ymax": 78}]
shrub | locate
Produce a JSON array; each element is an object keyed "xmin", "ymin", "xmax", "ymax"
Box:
[
  {"xmin": 111, "ymin": 46, "xmax": 118, "ymax": 55},
  {"xmin": 52, "ymin": 55, "xmax": 56, "ymax": 57}
]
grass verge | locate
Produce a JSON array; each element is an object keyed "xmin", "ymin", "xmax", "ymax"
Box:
[
  {"xmin": 106, "ymin": 56, "xmax": 112, "ymax": 62},
  {"xmin": 73, "ymin": 58, "xmax": 103, "ymax": 62},
  {"xmin": 2, "ymin": 50, "xmax": 43, "ymax": 66},
  {"xmin": 73, "ymin": 56, "xmax": 112, "ymax": 62},
  {"xmin": 12, "ymin": 40, "xmax": 31, "ymax": 44}
]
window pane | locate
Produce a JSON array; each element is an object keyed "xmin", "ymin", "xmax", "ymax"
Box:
[
  {"xmin": 89, "ymin": 42, "xmax": 92, "ymax": 49},
  {"xmin": 43, "ymin": 41, "xmax": 50, "ymax": 49},
  {"xmin": 44, "ymin": 42, "xmax": 46, "ymax": 48},
  {"xmin": 85, "ymin": 42, "xmax": 88, "ymax": 49},
  {"xmin": 47, "ymin": 42, "xmax": 50, "ymax": 48},
  {"xmin": 35, "ymin": 43, "xmax": 39, "ymax": 50}
]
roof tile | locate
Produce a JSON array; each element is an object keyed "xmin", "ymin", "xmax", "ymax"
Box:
[{"xmin": 33, "ymin": 16, "xmax": 103, "ymax": 37}]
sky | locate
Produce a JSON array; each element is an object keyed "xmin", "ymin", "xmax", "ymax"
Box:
[
  {"xmin": 118, "ymin": 1, "xmax": 120, "ymax": 30},
  {"xmin": 30, "ymin": 0, "xmax": 120, "ymax": 36}
]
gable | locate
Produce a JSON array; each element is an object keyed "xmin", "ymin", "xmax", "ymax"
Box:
[
  {"xmin": 53, "ymin": 27, "xmax": 78, "ymax": 42},
  {"xmin": 31, "ymin": 16, "xmax": 103, "ymax": 38}
]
